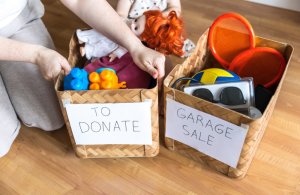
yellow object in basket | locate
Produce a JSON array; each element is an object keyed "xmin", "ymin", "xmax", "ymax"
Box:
[{"xmin": 89, "ymin": 69, "xmax": 126, "ymax": 90}]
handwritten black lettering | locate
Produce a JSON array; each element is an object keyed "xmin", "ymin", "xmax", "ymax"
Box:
[
  {"xmin": 121, "ymin": 120, "xmax": 130, "ymax": 131},
  {"xmin": 196, "ymin": 115, "xmax": 203, "ymax": 126},
  {"xmin": 177, "ymin": 108, "xmax": 186, "ymax": 119},
  {"xmin": 91, "ymin": 107, "xmax": 98, "ymax": 116},
  {"xmin": 198, "ymin": 132, "xmax": 205, "ymax": 142},
  {"xmin": 114, "ymin": 121, "xmax": 121, "ymax": 131},
  {"xmin": 215, "ymin": 124, "xmax": 224, "ymax": 134},
  {"xmin": 183, "ymin": 125, "xmax": 190, "ymax": 135},
  {"xmin": 205, "ymin": 120, "xmax": 213, "ymax": 131},
  {"xmin": 207, "ymin": 135, "xmax": 214, "ymax": 146},
  {"xmin": 79, "ymin": 122, "xmax": 89, "ymax": 133},
  {"xmin": 133, "ymin": 121, "xmax": 139, "ymax": 132},
  {"xmin": 187, "ymin": 113, "xmax": 194, "ymax": 123},
  {"xmin": 91, "ymin": 121, "xmax": 101, "ymax": 132},
  {"xmin": 101, "ymin": 107, "xmax": 110, "ymax": 116},
  {"xmin": 191, "ymin": 130, "xmax": 197, "ymax": 139},
  {"xmin": 102, "ymin": 122, "xmax": 110, "ymax": 132},
  {"xmin": 225, "ymin": 127, "xmax": 233, "ymax": 139}
]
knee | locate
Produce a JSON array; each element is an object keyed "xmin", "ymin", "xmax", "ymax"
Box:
[
  {"xmin": 22, "ymin": 115, "xmax": 65, "ymax": 131},
  {"xmin": 18, "ymin": 98, "xmax": 65, "ymax": 131},
  {"xmin": 0, "ymin": 122, "xmax": 20, "ymax": 158},
  {"xmin": 42, "ymin": 119, "xmax": 65, "ymax": 132},
  {"xmin": 0, "ymin": 144, "xmax": 12, "ymax": 158}
]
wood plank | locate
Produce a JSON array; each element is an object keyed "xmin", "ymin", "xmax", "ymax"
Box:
[
  {"xmin": 0, "ymin": 0, "xmax": 300, "ymax": 194},
  {"xmin": 92, "ymin": 157, "xmax": 195, "ymax": 195}
]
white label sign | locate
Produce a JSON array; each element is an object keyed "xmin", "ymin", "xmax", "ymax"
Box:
[
  {"xmin": 166, "ymin": 99, "xmax": 248, "ymax": 168},
  {"xmin": 65, "ymin": 103, "xmax": 152, "ymax": 145}
]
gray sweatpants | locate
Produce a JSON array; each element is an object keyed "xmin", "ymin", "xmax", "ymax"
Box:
[{"xmin": 0, "ymin": 0, "xmax": 65, "ymax": 157}]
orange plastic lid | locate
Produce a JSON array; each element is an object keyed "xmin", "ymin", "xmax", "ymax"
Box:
[
  {"xmin": 229, "ymin": 47, "xmax": 286, "ymax": 88},
  {"xmin": 209, "ymin": 13, "xmax": 255, "ymax": 69}
]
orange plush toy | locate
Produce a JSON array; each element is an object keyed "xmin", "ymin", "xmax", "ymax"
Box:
[{"xmin": 89, "ymin": 69, "xmax": 126, "ymax": 90}]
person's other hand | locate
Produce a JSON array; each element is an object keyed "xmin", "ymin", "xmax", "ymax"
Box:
[
  {"xmin": 109, "ymin": 53, "xmax": 118, "ymax": 62},
  {"xmin": 34, "ymin": 47, "xmax": 71, "ymax": 83},
  {"xmin": 130, "ymin": 46, "xmax": 165, "ymax": 90}
]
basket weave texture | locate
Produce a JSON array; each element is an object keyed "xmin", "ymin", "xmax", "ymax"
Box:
[
  {"xmin": 164, "ymin": 29, "xmax": 293, "ymax": 179},
  {"xmin": 55, "ymin": 30, "xmax": 159, "ymax": 159}
]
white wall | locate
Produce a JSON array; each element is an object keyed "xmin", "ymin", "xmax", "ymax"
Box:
[{"xmin": 246, "ymin": 0, "xmax": 300, "ymax": 12}]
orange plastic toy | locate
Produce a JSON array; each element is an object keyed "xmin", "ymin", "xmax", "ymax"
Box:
[
  {"xmin": 209, "ymin": 13, "xmax": 255, "ymax": 69},
  {"xmin": 89, "ymin": 69, "xmax": 126, "ymax": 90},
  {"xmin": 229, "ymin": 47, "xmax": 286, "ymax": 88}
]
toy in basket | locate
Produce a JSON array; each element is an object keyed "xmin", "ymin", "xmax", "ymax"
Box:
[
  {"xmin": 228, "ymin": 47, "xmax": 286, "ymax": 88},
  {"xmin": 64, "ymin": 68, "xmax": 89, "ymax": 90},
  {"xmin": 77, "ymin": 9, "xmax": 186, "ymax": 62},
  {"xmin": 187, "ymin": 68, "xmax": 241, "ymax": 85},
  {"xmin": 63, "ymin": 67, "xmax": 126, "ymax": 91},
  {"xmin": 170, "ymin": 68, "xmax": 261, "ymax": 117},
  {"xmin": 163, "ymin": 28, "xmax": 293, "ymax": 179},
  {"xmin": 209, "ymin": 13, "xmax": 255, "ymax": 69},
  {"xmin": 209, "ymin": 13, "xmax": 286, "ymax": 88},
  {"xmin": 89, "ymin": 68, "xmax": 126, "ymax": 90},
  {"xmin": 55, "ymin": 29, "xmax": 160, "ymax": 159},
  {"xmin": 56, "ymin": 7, "xmax": 190, "ymax": 160}
]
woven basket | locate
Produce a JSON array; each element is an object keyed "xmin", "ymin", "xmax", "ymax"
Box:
[
  {"xmin": 55, "ymin": 30, "xmax": 159, "ymax": 159},
  {"xmin": 163, "ymin": 29, "xmax": 293, "ymax": 179}
]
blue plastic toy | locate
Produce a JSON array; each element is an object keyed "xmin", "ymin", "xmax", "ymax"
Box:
[{"xmin": 64, "ymin": 68, "xmax": 89, "ymax": 90}]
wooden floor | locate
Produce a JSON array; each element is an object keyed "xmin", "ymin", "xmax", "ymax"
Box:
[{"xmin": 1, "ymin": 0, "xmax": 300, "ymax": 194}]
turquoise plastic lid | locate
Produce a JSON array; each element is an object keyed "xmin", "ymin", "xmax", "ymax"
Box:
[{"xmin": 95, "ymin": 68, "xmax": 116, "ymax": 74}]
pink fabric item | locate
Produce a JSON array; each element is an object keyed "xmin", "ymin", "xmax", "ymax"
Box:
[{"xmin": 84, "ymin": 52, "xmax": 151, "ymax": 89}]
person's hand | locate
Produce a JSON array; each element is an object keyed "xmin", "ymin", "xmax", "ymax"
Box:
[
  {"xmin": 162, "ymin": 9, "xmax": 181, "ymax": 17},
  {"xmin": 162, "ymin": 0, "xmax": 181, "ymax": 17},
  {"xmin": 109, "ymin": 53, "xmax": 118, "ymax": 62},
  {"xmin": 130, "ymin": 46, "xmax": 165, "ymax": 90},
  {"xmin": 34, "ymin": 47, "xmax": 71, "ymax": 83}
]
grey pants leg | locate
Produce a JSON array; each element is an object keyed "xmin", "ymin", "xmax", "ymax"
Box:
[
  {"xmin": 0, "ymin": 75, "xmax": 20, "ymax": 157},
  {"xmin": 0, "ymin": 0, "xmax": 64, "ymax": 157}
]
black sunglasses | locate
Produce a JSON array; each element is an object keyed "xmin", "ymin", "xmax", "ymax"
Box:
[{"xmin": 192, "ymin": 87, "xmax": 246, "ymax": 105}]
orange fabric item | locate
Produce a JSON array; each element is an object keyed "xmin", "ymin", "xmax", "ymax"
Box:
[
  {"xmin": 209, "ymin": 13, "xmax": 255, "ymax": 69},
  {"xmin": 88, "ymin": 69, "xmax": 126, "ymax": 90}
]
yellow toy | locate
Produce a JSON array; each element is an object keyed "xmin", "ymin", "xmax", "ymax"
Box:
[{"xmin": 89, "ymin": 69, "xmax": 126, "ymax": 90}]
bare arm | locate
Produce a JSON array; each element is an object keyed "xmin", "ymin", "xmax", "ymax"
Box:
[
  {"xmin": 116, "ymin": 0, "xmax": 132, "ymax": 19},
  {"xmin": 163, "ymin": 0, "xmax": 181, "ymax": 17},
  {"xmin": 61, "ymin": 0, "xmax": 166, "ymax": 89},
  {"xmin": 0, "ymin": 36, "xmax": 39, "ymax": 63},
  {"xmin": 61, "ymin": 0, "xmax": 141, "ymax": 57},
  {"xmin": 0, "ymin": 36, "xmax": 70, "ymax": 82}
]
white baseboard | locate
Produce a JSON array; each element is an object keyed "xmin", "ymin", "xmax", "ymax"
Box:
[{"xmin": 246, "ymin": 0, "xmax": 300, "ymax": 12}]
